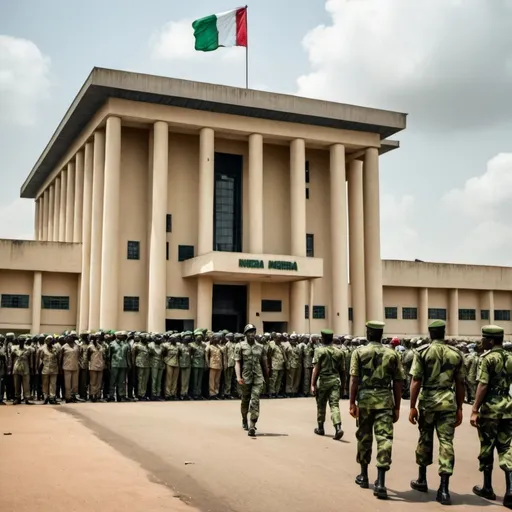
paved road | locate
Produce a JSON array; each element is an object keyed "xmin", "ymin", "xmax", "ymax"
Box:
[{"xmin": 1, "ymin": 399, "xmax": 507, "ymax": 511}]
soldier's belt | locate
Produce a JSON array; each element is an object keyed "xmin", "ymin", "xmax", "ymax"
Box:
[
  {"xmin": 422, "ymin": 386, "xmax": 454, "ymax": 391},
  {"xmin": 361, "ymin": 386, "xmax": 391, "ymax": 391},
  {"xmin": 488, "ymin": 389, "xmax": 511, "ymax": 397}
]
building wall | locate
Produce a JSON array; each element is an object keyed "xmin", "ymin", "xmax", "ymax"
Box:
[
  {"xmin": 40, "ymin": 272, "xmax": 78, "ymax": 332},
  {"xmin": 0, "ymin": 270, "xmax": 33, "ymax": 331}
]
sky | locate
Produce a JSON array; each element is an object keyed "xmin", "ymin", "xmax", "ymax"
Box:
[{"xmin": 2, "ymin": 0, "xmax": 512, "ymax": 265}]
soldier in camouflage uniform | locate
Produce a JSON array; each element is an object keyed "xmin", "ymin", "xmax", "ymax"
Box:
[
  {"xmin": 350, "ymin": 321, "xmax": 404, "ymax": 499},
  {"xmin": 133, "ymin": 334, "xmax": 150, "ymax": 401},
  {"xmin": 190, "ymin": 331, "xmax": 206, "ymax": 400},
  {"xmin": 12, "ymin": 336, "xmax": 33, "ymax": 405},
  {"xmin": 38, "ymin": 335, "xmax": 60, "ymax": 404},
  {"xmin": 302, "ymin": 334, "xmax": 314, "ymax": 397},
  {"xmin": 286, "ymin": 334, "xmax": 302, "ymax": 397},
  {"xmin": 409, "ymin": 319, "xmax": 466, "ymax": 506},
  {"xmin": 149, "ymin": 334, "xmax": 164, "ymax": 400},
  {"xmin": 109, "ymin": 331, "xmax": 131, "ymax": 402},
  {"xmin": 464, "ymin": 345, "xmax": 479, "ymax": 404},
  {"xmin": 268, "ymin": 334, "xmax": 286, "ymax": 398},
  {"xmin": 402, "ymin": 339, "xmax": 414, "ymax": 399},
  {"xmin": 179, "ymin": 332, "xmax": 193, "ymax": 400},
  {"xmin": 470, "ymin": 325, "xmax": 512, "ymax": 508},
  {"xmin": 235, "ymin": 324, "xmax": 269, "ymax": 437},
  {"xmin": 312, "ymin": 329, "xmax": 345, "ymax": 441},
  {"xmin": 162, "ymin": 334, "xmax": 180, "ymax": 400},
  {"xmin": 78, "ymin": 332, "xmax": 90, "ymax": 400},
  {"xmin": 0, "ymin": 335, "xmax": 6, "ymax": 404}
]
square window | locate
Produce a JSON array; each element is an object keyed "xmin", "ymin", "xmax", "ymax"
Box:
[
  {"xmin": 41, "ymin": 296, "xmax": 69, "ymax": 310},
  {"xmin": 459, "ymin": 309, "xmax": 476, "ymax": 321},
  {"xmin": 348, "ymin": 307, "xmax": 353, "ymax": 322},
  {"xmin": 178, "ymin": 245, "xmax": 194, "ymax": 262},
  {"xmin": 312, "ymin": 305, "xmax": 326, "ymax": 319},
  {"xmin": 385, "ymin": 307, "xmax": 398, "ymax": 319},
  {"xmin": 306, "ymin": 234, "xmax": 314, "ymax": 257},
  {"xmin": 127, "ymin": 241, "xmax": 140, "ymax": 260},
  {"xmin": 123, "ymin": 296, "xmax": 139, "ymax": 312},
  {"xmin": 306, "ymin": 187, "xmax": 310, "ymax": 200},
  {"xmin": 167, "ymin": 297, "xmax": 189, "ymax": 310},
  {"xmin": 261, "ymin": 300, "xmax": 282, "ymax": 312},
  {"xmin": 402, "ymin": 307, "xmax": 418, "ymax": 320},
  {"xmin": 1, "ymin": 294, "xmax": 29, "ymax": 309},
  {"xmin": 166, "ymin": 214, "xmax": 172, "ymax": 233},
  {"xmin": 428, "ymin": 308, "xmax": 447, "ymax": 320},
  {"xmin": 481, "ymin": 309, "xmax": 490, "ymax": 321},
  {"xmin": 495, "ymin": 309, "xmax": 511, "ymax": 322}
]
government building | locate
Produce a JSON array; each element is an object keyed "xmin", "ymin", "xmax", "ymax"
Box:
[{"xmin": 1, "ymin": 68, "xmax": 510, "ymax": 339}]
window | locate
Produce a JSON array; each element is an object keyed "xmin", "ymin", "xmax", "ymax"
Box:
[
  {"xmin": 495, "ymin": 310, "xmax": 511, "ymax": 322},
  {"xmin": 166, "ymin": 214, "xmax": 172, "ymax": 233},
  {"xmin": 305, "ymin": 160, "xmax": 310, "ymax": 183},
  {"xmin": 481, "ymin": 309, "xmax": 490, "ymax": 321},
  {"xmin": 42, "ymin": 296, "xmax": 69, "ymax": 310},
  {"xmin": 306, "ymin": 234, "xmax": 314, "ymax": 257},
  {"xmin": 313, "ymin": 306, "xmax": 326, "ymax": 319},
  {"xmin": 178, "ymin": 245, "xmax": 194, "ymax": 261},
  {"xmin": 1, "ymin": 294, "xmax": 29, "ymax": 309},
  {"xmin": 429, "ymin": 308, "xmax": 447, "ymax": 320},
  {"xmin": 127, "ymin": 241, "xmax": 140, "ymax": 260},
  {"xmin": 166, "ymin": 242, "xmax": 169, "ymax": 261},
  {"xmin": 123, "ymin": 296, "xmax": 139, "ymax": 312},
  {"xmin": 306, "ymin": 187, "xmax": 310, "ymax": 200},
  {"xmin": 385, "ymin": 307, "xmax": 398, "ymax": 319},
  {"xmin": 348, "ymin": 307, "xmax": 353, "ymax": 322},
  {"xmin": 305, "ymin": 305, "xmax": 309, "ymax": 319},
  {"xmin": 459, "ymin": 309, "xmax": 476, "ymax": 321},
  {"xmin": 167, "ymin": 297, "xmax": 189, "ymax": 310},
  {"xmin": 261, "ymin": 300, "xmax": 282, "ymax": 312},
  {"xmin": 402, "ymin": 307, "xmax": 418, "ymax": 320}
]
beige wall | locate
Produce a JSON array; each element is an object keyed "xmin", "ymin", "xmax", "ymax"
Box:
[
  {"xmin": 0, "ymin": 270, "xmax": 33, "ymax": 331},
  {"xmin": 40, "ymin": 272, "xmax": 78, "ymax": 332}
]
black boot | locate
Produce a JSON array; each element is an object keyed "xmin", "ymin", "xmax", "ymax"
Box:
[
  {"xmin": 333, "ymin": 423, "xmax": 344, "ymax": 441},
  {"xmin": 248, "ymin": 422, "xmax": 257, "ymax": 437},
  {"xmin": 504, "ymin": 470, "xmax": 512, "ymax": 509},
  {"xmin": 472, "ymin": 466, "xmax": 496, "ymax": 500},
  {"xmin": 242, "ymin": 417, "xmax": 249, "ymax": 431},
  {"xmin": 314, "ymin": 422, "xmax": 325, "ymax": 436},
  {"xmin": 373, "ymin": 467, "xmax": 388, "ymax": 499},
  {"xmin": 355, "ymin": 464, "xmax": 369, "ymax": 489},
  {"xmin": 411, "ymin": 465, "xmax": 428, "ymax": 492},
  {"xmin": 436, "ymin": 473, "xmax": 451, "ymax": 505}
]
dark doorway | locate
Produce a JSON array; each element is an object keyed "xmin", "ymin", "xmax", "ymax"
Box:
[
  {"xmin": 212, "ymin": 284, "xmax": 247, "ymax": 333},
  {"xmin": 263, "ymin": 322, "xmax": 288, "ymax": 333},
  {"xmin": 214, "ymin": 153, "xmax": 243, "ymax": 253},
  {"xmin": 165, "ymin": 319, "xmax": 194, "ymax": 332}
]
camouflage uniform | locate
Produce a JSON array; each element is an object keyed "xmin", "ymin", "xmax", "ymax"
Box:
[
  {"xmin": 162, "ymin": 338, "xmax": 180, "ymax": 399},
  {"xmin": 286, "ymin": 339, "xmax": 303, "ymax": 395},
  {"xmin": 134, "ymin": 341, "xmax": 150, "ymax": 399},
  {"xmin": 179, "ymin": 337, "xmax": 192, "ymax": 398},
  {"xmin": 302, "ymin": 337, "xmax": 314, "ymax": 396},
  {"xmin": 190, "ymin": 337, "xmax": 206, "ymax": 399},
  {"xmin": 109, "ymin": 335, "xmax": 130, "ymax": 400},
  {"xmin": 465, "ymin": 351, "xmax": 479, "ymax": 403},
  {"xmin": 148, "ymin": 339, "xmax": 164, "ymax": 399},
  {"xmin": 12, "ymin": 344, "xmax": 31, "ymax": 402},
  {"xmin": 402, "ymin": 345, "xmax": 414, "ymax": 399},
  {"xmin": 223, "ymin": 339, "xmax": 236, "ymax": 397},
  {"xmin": 268, "ymin": 340, "xmax": 286, "ymax": 397}
]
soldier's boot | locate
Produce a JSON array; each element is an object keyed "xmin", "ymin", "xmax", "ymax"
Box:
[
  {"xmin": 436, "ymin": 473, "xmax": 451, "ymax": 506},
  {"xmin": 333, "ymin": 423, "xmax": 344, "ymax": 441},
  {"xmin": 503, "ymin": 470, "xmax": 512, "ymax": 509},
  {"xmin": 355, "ymin": 464, "xmax": 369, "ymax": 489},
  {"xmin": 44, "ymin": 396, "xmax": 49, "ymax": 405},
  {"xmin": 242, "ymin": 416, "xmax": 249, "ymax": 431},
  {"xmin": 314, "ymin": 422, "xmax": 325, "ymax": 436},
  {"xmin": 411, "ymin": 465, "xmax": 429, "ymax": 492},
  {"xmin": 373, "ymin": 468, "xmax": 388, "ymax": 500},
  {"xmin": 13, "ymin": 398, "xmax": 22, "ymax": 405},
  {"xmin": 248, "ymin": 421, "xmax": 257, "ymax": 437},
  {"xmin": 472, "ymin": 466, "xmax": 496, "ymax": 500}
]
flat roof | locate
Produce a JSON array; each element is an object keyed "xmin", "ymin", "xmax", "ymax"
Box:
[{"xmin": 21, "ymin": 67, "xmax": 407, "ymax": 198}]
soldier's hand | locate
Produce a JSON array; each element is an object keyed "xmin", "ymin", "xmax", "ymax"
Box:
[
  {"xmin": 455, "ymin": 408, "xmax": 463, "ymax": 428},
  {"xmin": 393, "ymin": 408, "xmax": 400, "ymax": 423},
  {"xmin": 349, "ymin": 404, "xmax": 359, "ymax": 419},
  {"xmin": 237, "ymin": 378, "xmax": 245, "ymax": 385},
  {"xmin": 470, "ymin": 410, "xmax": 478, "ymax": 428},
  {"xmin": 310, "ymin": 385, "xmax": 316, "ymax": 396},
  {"xmin": 409, "ymin": 407, "xmax": 418, "ymax": 425}
]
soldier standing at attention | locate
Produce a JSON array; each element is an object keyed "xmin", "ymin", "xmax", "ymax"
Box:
[
  {"xmin": 223, "ymin": 332, "xmax": 236, "ymax": 399},
  {"xmin": 133, "ymin": 334, "xmax": 150, "ymax": 401},
  {"xmin": 78, "ymin": 331, "xmax": 90, "ymax": 400},
  {"xmin": 190, "ymin": 330, "xmax": 206, "ymax": 400},
  {"xmin": 61, "ymin": 332, "xmax": 80, "ymax": 403},
  {"xmin": 206, "ymin": 333, "xmax": 223, "ymax": 399},
  {"xmin": 88, "ymin": 333, "xmax": 106, "ymax": 402},
  {"xmin": 38, "ymin": 335, "xmax": 60, "ymax": 405},
  {"xmin": 286, "ymin": 334, "xmax": 303, "ymax": 397},
  {"xmin": 162, "ymin": 334, "xmax": 180, "ymax": 400},
  {"xmin": 235, "ymin": 324, "xmax": 269, "ymax": 437},
  {"xmin": 350, "ymin": 321, "xmax": 404, "ymax": 499},
  {"xmin": 179, "ymin": 332, "xmax": 193, "ymax": 400},
  {"xmin": 409, "ymin": 319, "xmax": 465, "ymax": 506},
  {"xmin": 470, "ymin": 325, "xmax": 512, "ymax": 508},
  {"xmin": 12, "ymin": 336, "xmax": 33, "ymax": 405},
  {"xmin": 148, "ymin": 334, "xmax": 164, "ymax": 400},
  {"xmin": 109, "ymin": 331, "xmax": 131, "ymax": 402},
  {"xmin": 311, "ymin": 329, "xmax": 345, "ymax": 441},
  {"xmin": 0, "ymin": 335, "xmax": 6, "ymax": 404},
  {"xmin": 302, "ymin": 334, "xmax": 314, "ymax": 397},
  {"xmin": 268, "ymin": 334, "xmax": 286, "ymax": 399}
]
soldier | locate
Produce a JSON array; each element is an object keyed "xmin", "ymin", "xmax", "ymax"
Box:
[
  {"xmin": 127, "ymin": 332, "xmax": 139, "ymax": 400},
  {"xmin": 0, "ymin": 335, "xmax": 6, "ymax": 404},
  {"xmin": 268, "ymin": 333, "xmax": 286, "ymax": 398},
  {"xmin": 88, "ymin": 333, "xmax": 106, "ymax": 402},
  {"xmin": 286, "ymin": 334, "xmax": 303, "ymax": 397},
  {"xmin": 470, "ymin": 325, "xmax": 512, "ymax": 508},
  {"xmin": 190, "ymin": 330, "xmax": 206, "ymax": 400},
  {"xmin": 409, "ymin": 319, "xmax": 465, "ymax": 506},
  {"xmin": 311, "ymin": 329, "xmax": 345, "ymax": 441},
  {"xmin": 11, "ymin": 336, "xmax": 33, "ymax": 405},
  {"xmin": 465, "ymin": 345, "xmax": 479, "ymax": 404},
  {"xmin": 179, "ymin": 332, "xmax": 193, "ymax": 400},
  {"xmin": 109, "ymin": 331, "xmax": 131, "ymax": 402},
  {"xmin": 162, "ymin": 334, "xmax": 180, "ymax": 400},
  {"xmin": 206, "ymin": 333, "xmax": 223, "ymax": 399},
  {"xmin": 133, "ymin": 334, "xmax": 150, "ymax": 401},
  {"xmin": 223, "ymin": 332, "xmax": 236, "ymax": 399},
  {"xmin": 148, "ymin": 334, "xmax": 164, "ymax": 400},
  {"xmin": 301, "ymin": 334, "xmax": 314, "ymax": 397},
  {"xmin": 5, "ymin": 332, "xmax": 15, "ymax": 401},
  {"xmin": 402, "ymin": 339, "xmax": 414, "ymax": 399},
  {"xmin": 25, "ymin": 337, "xmax": 37, "ymax": 400},
  {"xmin": 38, "ymin": 335, "xmax": 60, "ymax": 405},
  {"xmin": 78, "ymin": 331, "xmax": 90, "ymax": 400},
  {"xmin": 350, "ymin": 321, "xmax": 404, "ymax": 499},
  {"xmin": 61, "ymin": 332, "xmax": 80, "ymax": 403},
  {"xmin": 234, "ymin": 332, "xmax": 245, "ymax": 398},
  {"xmin": 235, "ymin": 324, "xmax": 269, "ymax": 437}
]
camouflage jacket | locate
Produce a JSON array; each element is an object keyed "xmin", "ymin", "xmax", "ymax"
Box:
[
  {"xmin": 286, "ymin": 344, "xmax": 303, "ymax": 369},
  {"xmin": 179, "ymin": 343, "xmax": 192, "ymax": 368},
  {"xmin": 162, "ymin": 343, "xmax": 180, "ymax": 367},
  {"xmin": 268, "ymin": 341, "xmax": 286, "ymax": 370},
  {"xmin": 190, "ymin": 342, "xmax": 206, "ymax": 368},
  {"xmin": 134, "ymin": 342, "xmax": 150, "ymax": 368},
  {"xmin": 110, "ymin": 340, "xmax": 131, "ymax": 369},
  {"xmin": 464, "ymin": 353, "xmax": 479, "ymax": 384},
  {"xmin": 38, "ymin": 344, "xmax": 59, "ymax": 375},
  {"xmin": 350, "ymin": 342, "xmax": 404, "ymax": 409},
  {"xmin": 302, "ymin": 343, "xmax": 315, "ymax": 369},
  {"xmin": 0, "ymin": 345, "xmax": 6, "ymax": 376},
  {"xmin": 314, "ymin": 345, "xmax": 345, "ymax": 388},
  {"xmin": 235, "ymin": 341, "xmax": 265, "ymax": 385},
  {"xmin": 12, "ymin": 346, "xmax": 31, "ymax": 376},
  {"xmin": 477, "ymin": 347, "xmax": 512, "ymax": 419},
  {"xmin": 148, "ymin": 342, "xmax": 165, "ymax": 370},
  {"xmin": 224, "ymin": 341, "xmax": 236, "ymax": 368}
]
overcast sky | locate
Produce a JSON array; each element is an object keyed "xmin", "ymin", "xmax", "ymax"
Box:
[{"xmin": 1, "ymin": 0, "xmax": 512, "ymax": 266}]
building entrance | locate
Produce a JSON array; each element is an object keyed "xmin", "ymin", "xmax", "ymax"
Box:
[
  {"xmin": 263, "ymin": 322, "xmax": 288, "ymax": 333},
  {"xmin": 165, "ymin": 319, "xmax": 194, "ymax": 332},
  {"xmin": 212, "ymin": 284, "xmax": 247, "ymax": 333}
]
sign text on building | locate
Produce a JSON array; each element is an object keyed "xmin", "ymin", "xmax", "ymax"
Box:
[{"xmin": 238, "ymin": 259, "xmax": 298, "ymax": 271}]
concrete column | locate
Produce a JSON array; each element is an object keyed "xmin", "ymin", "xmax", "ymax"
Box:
[
  {"xmin": 53, "ymin": 178, "xmax": 61, "ymax": 242},
  {"xmin": 65, "ymin": 161, "xmax": 75, "ymax": 242},
  {"xmin": 147, "ymin": 121, "xmax": 169, "ymax": 332},
  {"xmin": 38, "ymin": 198, "xmax": 44, "ymax": 240},
  {"xmin": 34, "ymin": 199, "xmax": 40, "ymax": 240},
  {"xmin": 248, "ymin": 281, "xmax": 263, "ymax": 332},
  {"xmin": 73, "ymin": 151, "xmax": 84, "ymax": 243},
  {"xmin": 196, "ymin": 277, "xmax": 213, "ymax": 330},
  {"xmin": 481, "ymin": 290, "xmax": 494, "ymax": 325},
  {"xmin": 48, "ymin": 185, "xmax": 55, "ymax": 241},
  {"xmin": 79, "ymin": 141, "xmax": 94, "ymax": 331},
  {"xmin": 99, "ymin": 117, "xmax": 122, "ymax": 329},
  {"xmin": 363, "ymin": 148, "xmax": 383, "ymax": 321},
  {"xmin": 59, "ymin": 169, "xmax": 67, "ymax": 242},
  {"xmin": 290, "ymin": 139, "xmax": 307, "ymax": 257},
  {"xmin": 42, "ymin": 189, "xmax": 49, "ymax": 241},
  {"xmin": 449, "ymin": 288, "xmax": 459, "ymax": 337},
  {"xmin": 290, "ymin": 281, "xmax": 307, "ymax": 333},
  {"xmin": 32, "ymin": 271, "xmax": 42, "ymax": 334},
  {"xmin": 248, "ymin": 133, "xmax": 263, "ymax": 253},
  {"xmin": 418, "ymin": 287, "xmax": 429, "ymax": 335},
  {"xmin": 89, "ymin": 131, "xmax": 106, "ymax": 330},
  {"xmin": 347, "ymin": 159, "xmax": 366, "ymax": 336},
  {"xmin": 330, "ymin": 144, "xmax": 349, "ymax": 334},
  {"xmin": 198, "ymin": 128, "xmax": 214, "ymax": 255}
]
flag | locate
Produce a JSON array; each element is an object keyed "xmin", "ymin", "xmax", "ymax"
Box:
[{"xmin": 192, "ymin": 7, "xmax": 247, "ymax": 52}]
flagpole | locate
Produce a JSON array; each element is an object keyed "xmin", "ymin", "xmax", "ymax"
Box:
[{"xmin": 245, "ymin": 5, "xmax": 249, "ymax": 89}]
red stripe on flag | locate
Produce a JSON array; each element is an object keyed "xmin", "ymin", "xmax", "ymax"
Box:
[{"xmin": 236, "ymin": 7, "xmax": 247, "ymax": 47}]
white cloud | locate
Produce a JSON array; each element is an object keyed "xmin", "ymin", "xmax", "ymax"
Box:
[
  {"xmin": 0, "ymin": 199, "xmax": 34, "ymax": 240},
  {"xmin": 297, "ymin": 0, "xmax": 512, "ymax": 130},
  {"xmin": 0, "ymin": 35, "xmax": 51, "ymax": 126}
]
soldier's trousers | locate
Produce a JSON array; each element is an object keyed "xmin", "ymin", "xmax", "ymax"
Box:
[
  {"xmin": 465, "ymin": 382, "xmax": 476, "ymax": 403},
  {"xmin": 356, "ymin": 408, "xmax": 394, "ymax": 469},
  {"xmin": 136, "ymin": 367, "xmax": 150, "ymax": 398},
  {"xmin": 42, "ymin": 373, "xmax": 57, "ymax": 399},
  {"xmin": 477, "ymin": 417, "xmax": 512, "ymax": 471},
  {"xmin": 416, "ymin": 410, "xmax": 456, "ymax": 475},
  {"xmin": 165, "ymin": 366, "xmax": 179, "ymax": 397},
  {"xmin": 316, "ymin": 381, "xmax": 341, "ymax": 425},
  {"xmin": 190, "ymin": 368, "xmax": 204, "ymax": 397},
  {"xmin": 64, "ymin": 370, "xmax": 79, "ymax": 400},
  {"xmin": 224, "ymin": 367, "xmax": 234, "ymax": 395},
  {"xmin": 89, "ymin": 370, "xmax": 103, "ymax": 398},
  {"xmin": 303, "ymin": 367, "xmax": 313, "ymax": 395},
  {"xmin": 241, "ymin": 382, "xmax": 264, "ymax": 423},
  {"xmin": 13, "ymin": 374, "xmax": 30, "ymax": 400},
  {"xmin": 0, "ymin": 374, "xmax": 5, "ymax": 401},
  {"xmin": 180, "ymin": 367, "xmax": 191, "ymax": 396},
  {"xmin": 5, "ymin": 374, "xmax": 14, "ymax": 400},
  {"xmin": 269, "ymin": 369, "xmax": 284, "ymax": 395},
  {"xmin": 127, "ymin": 367, "xmax": 137, "ymax": 399},
  {"xmin": 79, "ymin": 369, "xmax": 88, "ymax": 399},
  {"xmin": 286, "ymin": 368, "xmax": 301, "ymax": 394},
  {"xmin": 151, "ymin": 367, "xmax": 163, "ymax": 397},
  {"xmin": 30, "ymin": 373, "xmax": 36, "ymax": 397},
  {"xmin": 110, "ymin": 367, "xmax": 127, "ymax": 398},
  {"xmin": 209, "ymin": 368, "xmax": 221, "ymax": 396},
  {"xmin": 103, "ymin": 369, "xmax": 110, "ymax": 398}
]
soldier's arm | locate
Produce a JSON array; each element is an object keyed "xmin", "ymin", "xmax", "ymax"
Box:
[
  {"xmin": 260, "ymin": 352, "xmax": 269, "ymax": 382},
  {"xmin": 234, "ymin": 345, "xmax": 243, "ymax": 383}
]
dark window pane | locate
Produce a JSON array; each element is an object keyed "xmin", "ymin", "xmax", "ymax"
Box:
[
  {"xmin": 428, "ymin": 308, "xmax": 447, "ymax": 320},
  {"xmin": 306, "ymin": 187, "xmax": 310, "ymax": 199},
  {"xmin": 1, "ymin": 294, "xmax": 29, "ymax": 309},
  {"xmin": 305, "ymin": 160, "xmax": 310, "ymax": 183},
  {"xmin": 402, "ymin": 307, "xmax": 418, "ymax": 320},
  {"xmin": 495, "ymin": 310, "xmax": 511, "ymax": 321},
  {"xmin": 166, "ymin": 242, "xmax": 169, "ymax": 261},
  {"xmin": 305, "ymin": 305, "xmax": 309, "ymax": 319},
  {"xmin": 385, "ymin": 307, "xmax": 397, "ymax": 319},
  {"xmin": 166, "ymin": 214, "xmax": 172, "ymax": 233},
  {"xmin": 178, "ymin": 245, "xmax": 194, "ymax": 261},
  {"xmin": 127, "ymin": 241, "xmax": 140, "ymax": 260},
  {"xmin": 312, "ymin": 306, "xmax": 326, "ymax": 319},
  {"xmin": 348, "ymin": 307, "xmax": 353, "ymax": 322},
  {"xmin": 261, "ymin": 300, "xmax": 282, "ymax": 312},
  {"xmin": 41, "ymin": 296, "xmax": 69, "ymax": 310},
  {"xmin": 167, "ymin": 297, "xmax": 189, "ymax": 310},
  {"xmin": 458, "ymin": 309, "xmax": 476, "ymax": 321},
  {"xmin": 306, "ymin": 234, "xmax": 314, "ymax": 257},
  {"xmin": 123, "ymin": 296, "xmax": 139, "ymax": 312},
  {"xmin": 481, "ymin": 309, "xmax": 489, "ymax": 321}
]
